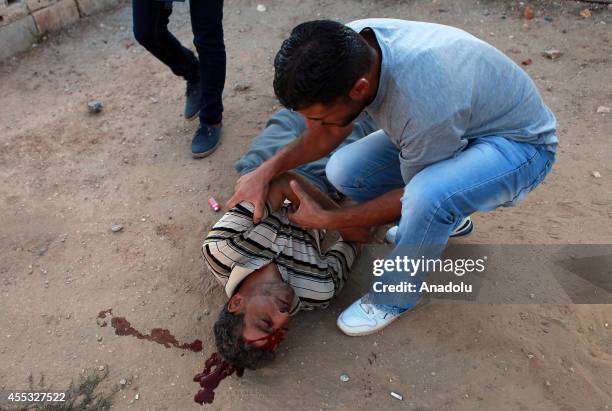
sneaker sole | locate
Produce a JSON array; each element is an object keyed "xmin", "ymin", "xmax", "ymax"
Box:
[
  {"xmin": 450, "ymin": 219, "xmax": 474, "ymax": 238},
  {"xmin": 337, "ymin": 296, "xmax": 428, "ymax": 337},
  {"xmin": 192, "ymin": 140, "xmax": 221, "ymax": 159}
]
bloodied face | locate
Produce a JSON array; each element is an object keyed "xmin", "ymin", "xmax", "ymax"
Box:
[{"xmin": 228, "ymin": 281, "xmax": 294, "ymax": 349}]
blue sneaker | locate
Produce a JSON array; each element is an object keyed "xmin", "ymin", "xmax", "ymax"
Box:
[{"xmin": 191, "ymin": 123, "xmax": 221, "ymax": 158}]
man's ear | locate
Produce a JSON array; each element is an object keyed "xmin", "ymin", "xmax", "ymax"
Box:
[
  {"xmin": 349, "ymin": 78, "xmax": 370, "ymax": 101},
  {"xmin": 227, "ymin": 294, "xmax": 244, "ymax": 313}
]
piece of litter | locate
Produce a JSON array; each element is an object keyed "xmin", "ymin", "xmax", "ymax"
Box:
[
  {"xmin": 542, "ymin": 49, "xmax": 563, "ymax": 60},
  {"xmin": 339, "ymin": 373, "xmax": 350, "ymax": 382},
  {"xmin": 524, "ymin": 5, "xmax": 534, "ymax": 20},
  {"xmin": 134, "ymin": 393, "xmax": 139, "ymax": 400},
  {"xmin": 596, "ymin": 106, "xmax": 610, "ymax": 113},
  {"xmin": 256, "ymin": 4, "xmax": 266, "ymax": 12},
  {"xmin": 208, "ymin": 197, "xmax": 221, "ymax": 212},
  {"xmin": 579, "ymin": 8, "xmax": 592, "ymax": 18},
  {"xmin": 390, "ymin": 391, "xmax": 403, "ymax": 401},
  {"xmin": 111, "ymin": 224, "xmax": 123, "ymax": 233},
  {"xmin": 591, "ymin": 171, "xmax": 601, "ymax": 178},
  {"xmin": 604, "ymin": 322, "xmax": 609, "ymax": 328}
]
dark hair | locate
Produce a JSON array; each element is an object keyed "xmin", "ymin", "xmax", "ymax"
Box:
[
  {"xmin": 273, "ymin": 20, "xmax": 373, "ymax": 110},
  {"xmin": 213, "ymin": 303, "xmax": 276, "ymax": 370}
]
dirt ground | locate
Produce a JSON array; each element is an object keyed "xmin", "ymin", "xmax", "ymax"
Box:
[{"xmin": 1, "ymin": 0, "xmax": 611, "ymax": 410}]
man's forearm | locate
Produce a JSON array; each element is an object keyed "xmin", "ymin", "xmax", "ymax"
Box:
[{"xmin": 323, "ymin": 189, "xmax": 404, "ymax": 229}]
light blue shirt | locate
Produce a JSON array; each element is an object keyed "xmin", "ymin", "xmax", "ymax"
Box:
[{"xmin": 347, "ymin": 19, "xmax": 558, "ymax": 183}]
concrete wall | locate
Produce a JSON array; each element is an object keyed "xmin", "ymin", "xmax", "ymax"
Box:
[{"xmin": 0, "ymin": 0, "xmax": 121, "ymax": 61}]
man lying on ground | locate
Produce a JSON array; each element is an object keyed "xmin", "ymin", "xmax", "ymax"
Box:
[{"xmin": 202, "ymin": 171, "xmax": 369, "ymax": 370}]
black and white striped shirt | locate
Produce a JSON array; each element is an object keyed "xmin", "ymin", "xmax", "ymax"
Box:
[{"xmin": 202, "ymin": 202, "xmax": 358, "ymax": 313}]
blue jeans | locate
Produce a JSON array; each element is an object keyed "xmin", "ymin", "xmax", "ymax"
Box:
[{"xmin": 326, "ymin": 130, "xmax": 556, "ymax": 311}]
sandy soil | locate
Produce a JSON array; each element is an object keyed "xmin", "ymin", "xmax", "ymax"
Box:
[{"xmin": 1, "ymin": 0, "xmax": 611, "ymax": 410}]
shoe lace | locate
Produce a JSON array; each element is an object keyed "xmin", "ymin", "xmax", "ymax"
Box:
[{"xmin": 360, "ymin": 300, "xmax": 389, "ymax": 319}]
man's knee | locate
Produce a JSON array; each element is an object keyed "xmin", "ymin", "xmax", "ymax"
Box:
[
  {"xmin": 325, "ymin": 149, "xmax": 355, "ymax": 192},
  {"xmin": 401, "ymin": 175, "xmax": 462, "ymax": 225},
  {"xmin": 133, "ymin": 24, "xmax": 157, "ymax": 49}
]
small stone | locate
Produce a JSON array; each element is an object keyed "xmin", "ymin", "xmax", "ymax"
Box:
[
  {"xmin": 527, "ymin": 353, "xmax": 535, "ymax": 359},
  {"xmin": 87, "ymin": 100, "xmax": 103, "ymax": 114},
  {"xmin": 544, "ymin": 16, "xmax": 553, "ymax": 22},
  {"xmin": 390, "ymin": 391, "xmax": 403, "ymax": 401},
  {"xmin": 591, "ymin": 171, "xmax": 601, "ymax": 178},
  {"xmin": 521, "ymin": 58, "xmax": 533, "ymax": 66},
  {"xmin": 96, "ymin": 335, "xmax": 103, "ymax": 342},
  {"xmin": 111, "ymin": 224, "xmax": 123, "ymax": 233},
  {"xmin": 579, "ymin": 8, "xmax": 592, "ymax": 18},
  {"xmin": 65, "ymin": 313, "xmax": 71, "ymax": 319},
  {"xmin": 96, "ymin": 318, "xmax": 107, "ymax": 327},
  {"xmin": 203, "ymin": 309, "xmax": 210, "ymax": 316},
  {"xmin": 233, "ymin": 82, "xmax": 251, "ymax": 92},
  {"xmin": 98, "ymin": 365, "xmax": 105, "ymax": 371},
  {"xmin": 545, "ymin": 380, "xmax": 551, "ymax": 387},
  {"xmin": 119, "ymin": 378, "xmax": 127, "ymax": 386},
  {"xmin": 604, "ymin": 322, "xmax": 609, "ymax": 328},
  {"xmin": 542, "ymin": 49, "xmax": 563, "ymax": 60},
  {"xmin": 523, "ymin": 5, "xmax": 534, "ymax": 20},
  {"xmin": 141, "ymin": 218, "xmax": 146, "ymax": 222},
  {"xmin": 339, "ymin": 373, "xmax": 350, "ymax": 382},
  {"xmin": 256, "ymin": 4, "xmax": 266, "ymax": 12},
  {"xmin": 134, "ymin": 393, "xmax": 139, "ymax": 400},
  {"xmin": 596, "ymin": 106, "xmax": 610, "ymax": 114},
  {"xmin": 529, "ymin": 293, "xmax": 535, "ymax": 299}
]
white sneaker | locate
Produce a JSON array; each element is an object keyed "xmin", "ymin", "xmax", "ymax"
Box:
[
  {"xmin": 336, "ymin": 297, "xmax": 403, "ymax": 336},
  {"xmin": 385, "ymin": 216, "xmax": 474, "ymax": 244}
]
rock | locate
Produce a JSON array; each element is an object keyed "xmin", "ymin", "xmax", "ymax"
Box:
[
  {"xmin": 545, "ymin": 380, "xmax": 551, "ymax": 387},
  {"xmin": 579, "ymin": 8, "xmax": 592, "ymax": 18},
  {"xmin": 203, "ymin": 309, "xmax": 210, "ymax": 316},
  {"xmin": 544, "ymin": 16, "xmax": 553, "ymax": 22},
  {"xmin": 96, "ymin": 335, "xmax": 103, "ymax": 342},
  {"xmin": 604, "ymin": 322, "xmax": 609, "ymax": 328},
  {"xmin": 339, "ymin": 373, "xmax": 350, "ymax": 382},
  {"xmin": 87, "ymin": 100, "xmax": 103, "ymax": 114},
  {"xmin": 591, "ymin": 171, "xmax": 601, "ymax": 178},
  {"xmin": 256, "ymin": 4, "xmax": 266, "ymax": 12},
  {"xmin": 542, "ymin": 50, "xmax": 563, "ymax": 60},
  {"xmin": 96, "ymin": 318, "xmax": 107, "ymax": 327},
  {"xmin": 111, "ymin": 224, "xmax": 123, "ymax": 233},
  {"xmin": 596, "ymin": 106, "xmax": 610, "ymax": 114},
  {"xmin": 119, "ymin": 378, "xmax": 127, "ymax": 386},
  {"xmin": 529, "ymin": 293, "xmax": 535, "ymax": 299},
  {"xmin": 521, "ymin": 58, "xmax": 533, "ymax": 66},
  {"xmin": 523, "ymin": 5, "xmax": 534, "ymax": 20},
  {"xmin": 233, "ymin": 82, "xmax": 251, "ymax": 92},
  {"xmin": 98, "ymin": 365, "xmax": 105, "ymax": 371},
  {"xmin": 134, "ymin": 393, "xmax": 139, "ymax": 400}
]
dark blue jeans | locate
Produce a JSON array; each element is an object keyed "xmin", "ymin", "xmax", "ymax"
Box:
[{"xmin": 132, "ymin": 0, "xmax": 226, "ymax": 124}]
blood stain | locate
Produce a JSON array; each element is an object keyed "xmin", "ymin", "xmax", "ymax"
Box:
[{"xmin": 97, "ymin": 308, "xmax": 202, "ymax": 352}]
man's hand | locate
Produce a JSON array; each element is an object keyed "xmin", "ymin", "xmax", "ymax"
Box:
[
  {"xmin": 226, "ymin": 169, "xmax": 272, "ymax": 223},
  {"xmin": 287, "ymin": 180, "xmax": 331, "ymax": 229}
]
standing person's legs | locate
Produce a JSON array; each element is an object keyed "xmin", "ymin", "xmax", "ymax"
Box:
[
  {"xmin": 325, "ymin": 130, "xmax": 405, "ymax": 202},
  {"xmin": 189, "ymin": 0, "xmax": 226, "ymax": 126},
  {"xmin": 337, "ymin": 136, "xmax": 556, "ymax": 336},
  {"xmin": 132, "ymin": 0, "xmax": 199, "ymax": 83}
]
